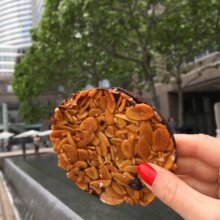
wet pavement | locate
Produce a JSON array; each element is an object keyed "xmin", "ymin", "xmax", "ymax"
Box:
[{"xmin": 8, "ymin": 154, "xmax": 182, "ymax": 220}]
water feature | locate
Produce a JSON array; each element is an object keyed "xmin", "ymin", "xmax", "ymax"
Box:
[{"xmin": 3, "ymin": 154, "xmax": 181, "ymax": 220}]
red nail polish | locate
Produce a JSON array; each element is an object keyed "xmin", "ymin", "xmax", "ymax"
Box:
[{"xmin": 137, "ymin": 163, "xmax": 157, "ymax": 186}]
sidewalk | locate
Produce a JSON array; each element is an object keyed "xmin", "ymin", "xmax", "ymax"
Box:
[{"xmin": 0, "ymin": 148, "xmax": 54, "ymax": 220}]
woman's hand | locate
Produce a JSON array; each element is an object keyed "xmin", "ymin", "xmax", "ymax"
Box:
[{"xmin": 137, "ymin": 134, "xmax": 220, "ymax": 220}]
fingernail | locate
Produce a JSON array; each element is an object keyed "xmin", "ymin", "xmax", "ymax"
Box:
[{"xmin": 137, "ymin": 163, "xmax": 157, "ymax": 186}]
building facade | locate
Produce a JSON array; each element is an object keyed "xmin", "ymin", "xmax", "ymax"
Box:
[
  {"xmin": 0, "ymin": 45, "xmax": 24, "ymax": 131},
  {"xmin": 31, "ymin": 0, "xmax": 44, "ymax": 28},
  {"xmin": 155, "ymin": 52, "xmax": 220, "ymax": 136},
  {"xmin": 0, "ymin": 1, "xmax": 219, "ymax": 136},
  {"xmin": 0, "ymin": 0, "xmax": 34, "ymax": 132},
  {"xmin": 0, "ymin": 0, "xmax": 32, "ymax": 47}
]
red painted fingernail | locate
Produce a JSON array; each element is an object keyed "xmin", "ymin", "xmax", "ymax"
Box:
[{"xmin": 137, "ymin": 163, "xmax": 157, "ymax": 186}]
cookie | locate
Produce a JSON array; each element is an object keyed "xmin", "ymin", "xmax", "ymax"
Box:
[{"xmin": 50, "ymin": 88, "xmax": 176, "ymax": 206}]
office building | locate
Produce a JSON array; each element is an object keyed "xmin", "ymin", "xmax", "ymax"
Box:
[
  {"xmin": 155, "ymin": 52, "xmax": 220, "ymax": 136},
  {"xmin": 0, "ymin": 0, "xmax": 33, "ymax": 131},
  {"xmin": 32, "ymin": 0, "xmax": 44, "ymax": 28}
]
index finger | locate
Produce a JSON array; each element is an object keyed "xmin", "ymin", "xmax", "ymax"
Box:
[{"xmin": 174, "ymin": 134, "xmax": 220, "ymax": 168}]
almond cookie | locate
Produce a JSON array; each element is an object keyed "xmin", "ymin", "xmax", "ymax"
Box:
[{"xmin": 50, "ymin": 88, "xmax": 176, "ymax": 206}]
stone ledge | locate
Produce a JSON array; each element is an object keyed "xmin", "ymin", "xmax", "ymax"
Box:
[
  {"xmin": 0, "ymin": 172, "xmax": 16, "ymax": 220},
  {"xmin": 0, "ymin": 148, "xmax": 54, "ymax": 169}
]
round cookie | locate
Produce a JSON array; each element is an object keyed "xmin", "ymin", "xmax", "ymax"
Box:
[{"xmin": 50, "ymin": 88, "xmax": 176, "ymax": 206}]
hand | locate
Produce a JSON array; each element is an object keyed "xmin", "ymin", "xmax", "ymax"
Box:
[{"xmin": 137, "ymin": 134, "xmax": 220, "ymax": 220}]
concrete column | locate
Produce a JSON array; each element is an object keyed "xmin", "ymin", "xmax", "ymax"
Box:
[
  {"xmin": 214, "ymin": 102, "xmax": 220, "ymax": 138},
  {"xmin": 2, "ymin": 103, "xmax": 8, "ymax": 131}
]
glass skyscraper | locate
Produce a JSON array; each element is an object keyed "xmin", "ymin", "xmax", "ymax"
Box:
[
  {"xmin": 0, "ymin": 0, "xmax": 33, "ymax": 131},
  {"xmin": 0, "ymin": 0, "xmax": 32, "ymax": 77},
  {"xmin": 32, "ymin": 0, "xmax": 44, "ymax": 28},
  {"xmin": 0, "ymin": 0, "xmax": 32, "ymax": 46}
]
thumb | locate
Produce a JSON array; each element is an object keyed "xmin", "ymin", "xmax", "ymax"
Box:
[{"xmin": 137, "ymin": 163, "xmax": 218, "ymax": 219}]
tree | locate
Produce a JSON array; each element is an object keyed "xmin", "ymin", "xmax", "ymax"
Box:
[
  {"xmin": 59, "ymin": 0, "xmax": 190, "ymax": 106},
  {"xmin": 154, "ymin": 0, "xmax": 220, "ymax": 127},
  {"xmin": 13, "ymin": 0, "xmax": 164, "ymax": 122},
  {"xmin": 13, "ymin": 0, "xmax": 111, "ymax": 122},
  {"xmin": 13, "ymin": 0, "xmax": 219, "ymax": 124}
]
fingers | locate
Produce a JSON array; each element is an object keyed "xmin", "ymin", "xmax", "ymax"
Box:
[
  {"xmin": 138, "ymin": 163, "xmax": 220, "ymax": 219},
  {"xmin": 174, "ymin": 134, "xmax": 220, "ymax": 168},
  {"xmin": 179, "ymin": 175, "xmax": 219, "ymax": 198},
  {"xmin": 175, "ymin": 157, "xmax": 219, "ymax": 183}
]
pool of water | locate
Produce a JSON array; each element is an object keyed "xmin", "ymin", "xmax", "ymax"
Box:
[{"xmin": 6, "ymin": 154, "xmax": 182, "ymax": 220}]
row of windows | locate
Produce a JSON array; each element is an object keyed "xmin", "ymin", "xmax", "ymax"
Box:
[
  {"xmin": 0, "ymin": 33, "xmax": 31, "ymax": 44},
  {"xmin": 0, "ymin": 20, "xmax": 31, "ymax": 32},
  {"xmin": 0, "ymin": 2, "xmax": 31, "ymax": 17},
  {"xmin": 0, "ymin": 11, "xmax": 32, "ymax": 26},
  {"xmin": 3, "ymin": 38, "xmax": 31, "ymax": 46},
  {"xmin": 0, "ymin": 47, "xmax": 17, "ymax": 53},
  {"xmin": 0, "ymin": 17, "xmax": 32, "ymax": 29},
  {"xmin": 0, "ymin": 22, "xmax": 31, "ymax": 37},
  {"xmin": 0, "ymin": 10, "xmax": 32, "ymax": 23},
  {"xmin": 0, "ymin": 7, "xmax": 32, "ymax": 22},
  {"xmin": 0, "ymin": 70, "xmax": 13, "ymax": 75},
  {"xmin": 0, "ymin": 64, "xmax": 14, "ymax": 69},
  {"xmin": 0, "ymin": 5, "xmax": 31, "ymax": 20},
  {"xmin": 0, "ymin": 27, "xmax": 31, "ymax": 40},
  {"xmin": 0, "ymin": 4, "xmax": 31, "ymax": 16},
  {"xmin": 0, "ymin": 56, "xmax": 16, "ymax": 61},
  {"xmin": 1, "ymin": 0, "xmax": 29, "ymax": 8},
  {"xmin": 0, "ymin": 14, "xmax": 32, "ymax": 29}
]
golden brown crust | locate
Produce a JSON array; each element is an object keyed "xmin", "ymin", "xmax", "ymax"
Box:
[{"xmin": 50, "ymin": 88, "xmax": 176, "ymax": 206}]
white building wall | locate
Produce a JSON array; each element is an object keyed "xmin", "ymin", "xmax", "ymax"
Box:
[
  {"xmin": 0, "ymin": 0, "xmax": 33, "ymax": 131},
  {"xmin": 0, "ymin": 0, "xmax": 32, "ymax": 47},
  {"xmin": 32, "ymin": 0, "xmax": 44, "ymax": 27}
]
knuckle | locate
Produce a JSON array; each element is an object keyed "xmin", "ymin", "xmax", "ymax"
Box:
[
  {"xmin": 197, "ymin": 133, "xmax": 208, "ymax": 140},
  {"xmin": 161, "ymin": 180, "xmax": 178, "ymax": 205}
]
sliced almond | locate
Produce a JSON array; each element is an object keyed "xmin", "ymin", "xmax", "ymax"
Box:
[
  {"xmin": 77, "ymin": 149, "xmax": 88, "ymax": 161},
  {"xmin": 90, "ymin": 179, "xmax": 111, "ymax": 188},
  {"xmin": 85, "ymin": 166, "xmax": 99, "ymax": 180},
  {"xmin": 97, "ymin": 131, "xmax": 110, "ymax": 146},
  {"xmin": 80, "ymin": 116, "xmax": 98, "ymax": 132},
  {"xmin": 99, "ymin": 165, "xmax": 111, "ymax": 179},
  {"xmin": 137, "ymin": 137, "xmax": 151, "ymax": 161},
  {"xmin": 112, "ymin": 173, "xmax": 130, "ymax": 186},
  {"xmin": 122, "ymin": 165, "xmax": 137, "ymax": 173},
  {"xmin": 99, "ymin": 96, "xmax": 107, "ymax": 111},
  {"xmin": 54, "ymin": 107, "xmax": 63, "ymax": 121},
  {"xmin": 140, "ymin": 121, "xmax": 153, "ymax": 144},
  {"xmin": 112, "ymin": 180, "xmax": 127, "ymax": 196},
  {"xmin": 89, "ymin": 108, "xmax": 102, "ymax": 117},
  {"xmin": 104, "ymin": 126, "xmax": 115, "ymax": 138},
  {"xmin": 118, "ymin": 98, "xmax": 127, "ymax": 113},
  {"xmin": 153, "ymin": 128, "xmax": 170, "ymax": 151},
  {"xmin": 76, "ymin": 131, "xmax": 95, "ymax": 147},
  {"xmin": 121, "ymin": 140, "xmax": 134, "ymax": 159},
  {"xmin": 126, "ymin": 104, "xmax": 154, "ymax": 120},
  {"xmin": 75, "ymin": 181, "xmax": 88, "ymax": 191},
  {"xmin": 73, "ymin": 161, "xmax": 88, "ymax": 169},
  {"xmin": 105, "ymin": 186, "xmax": 123, "ymax": 199},
  {"xmin": 58, "ymin": 153, "xmax": 70, "ymax": 170},
  {"xmin": 100, "ymin": 192, "xmax": 124, "ymax": 205},
  {"xmin": 67, "ymin": 132, "xmax": 77, "ymax": 147},
  {"xmin": 88, "ymin": 89, "xmax": 97, "ymax": 97}
]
